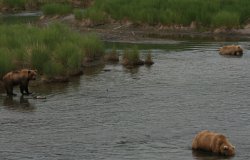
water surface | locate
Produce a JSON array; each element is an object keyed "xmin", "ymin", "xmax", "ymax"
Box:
[{"xmin": 0, "ymin": 40, "xmax": 250, "ymax": 160}]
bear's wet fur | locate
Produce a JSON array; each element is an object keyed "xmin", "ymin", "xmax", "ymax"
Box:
[
  {"xmin": 219, "ymin": 45, "xmax": 243, "ymax": 56},
  {"xmin": 192, "ymin": 130, "xmax": 235, "ymax": 156}
]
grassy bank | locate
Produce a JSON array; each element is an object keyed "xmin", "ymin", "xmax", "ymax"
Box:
[
  {"xmin": 0, "ymin": 0, "xmax": 92, "ymax": 12},
  {"xmin": 85, "ymin": 0, "xmax": 250, "ymax": 28},
  {"xmin": 0, "ymin": 23, "xmax": 104, "ymax": 77}
]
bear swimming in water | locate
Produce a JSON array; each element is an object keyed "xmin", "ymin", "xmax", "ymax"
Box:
[
  {"xmin": 219, "ymin": 45, "xmax": 243, "ymax": 56},
  {"xmin": 192, "ymin": 130, "xmax": 235, "ymax": 156}
]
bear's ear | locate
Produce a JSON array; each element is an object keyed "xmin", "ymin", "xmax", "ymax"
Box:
[{"xmin": 223, "ymin": 145, "xmax": 229, "ymax": 150}]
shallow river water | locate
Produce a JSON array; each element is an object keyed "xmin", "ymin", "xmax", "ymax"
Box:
[{"xmin": 0, "ymin": 39, "xmax": 250, "ymax": 160}]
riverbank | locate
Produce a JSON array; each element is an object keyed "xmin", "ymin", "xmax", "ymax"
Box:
[
  {"xmin": 39, "ymin": 14, "xmax": 250, "ymax": 42},
  {"xmin": 1, "ymin": 0, "xmax": 250, "ymax": 41}
]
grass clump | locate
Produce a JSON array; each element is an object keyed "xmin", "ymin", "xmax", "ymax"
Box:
[
  {"xmin": 122, "ymin": 47, "xmax": 144, "ymax": 67},
  {"xmin": 81, "ymin": 33, "xmax": 105, "ymax": 62},
  {"xmin": 0, "ymin": 23, "xmax": 104, "ymax": 77},
  {"xmin": 104, "ymin": 47, "xmax": 119, "ymax": 63},
  {"xmin": 41, "ymin": 3, "xmax": 72, "ymax": 15}
]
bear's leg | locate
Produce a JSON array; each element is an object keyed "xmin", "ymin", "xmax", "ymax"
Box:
[
  {"xmin": 21, "ymin": 83, "xmax": 32, "ymax": 95},
  {"xmin": 6, "ymin": 85, "xmax": 16, "ymax": 96},
  {"xmin": 20, "ymin": 85, "xmax": 25, "ymax": 95}
]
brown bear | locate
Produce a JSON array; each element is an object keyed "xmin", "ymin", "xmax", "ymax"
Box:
[
  {"xmin": 2, "ymin": 69, "xmax": 37, "ymax": 96},
  {"xmin": 192, "ymin": 130, "xmax": 235, "ymax": 156},
  {"xmin": 219, "ymin": 45, "xmax": 243, "ymax": 56}
]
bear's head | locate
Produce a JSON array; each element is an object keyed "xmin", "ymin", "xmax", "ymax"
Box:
[
  {"xmin": 28, "ymin": 69, "xmax": 37, "ymax": 80},
  {"xmin": 236, "ymin": 45, "xmax": 243, "ymax": 53},
  {"xmin": 220, "ymin": 143, "xmax": 235, "ymax": 156}
]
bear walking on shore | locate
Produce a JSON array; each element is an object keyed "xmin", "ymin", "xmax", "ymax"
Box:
[
  {"xmin": 192, "ymin": 130, "xmax": 235, "ymax": 156},
  {"xmin": 2, "ymin": 69, "xmax": 37, "ymax": 96}
]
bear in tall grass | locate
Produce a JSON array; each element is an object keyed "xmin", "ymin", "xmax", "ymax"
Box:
[
  {"xmin": 192, "ymin": 130, "xmax": 235, "ymax": 156},
  {"xmin": 219, "ymin": 45, "xmax": 243, "ymax": 56},
  {"xmin": 2, "ymin": 69, "xmax": 37, "ymax": 96}
]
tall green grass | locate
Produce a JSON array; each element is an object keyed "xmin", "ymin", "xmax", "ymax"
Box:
[
  {"xmin": 0, "ymin": 23, "xmax": 104, "ymax": 77},
  {"xmin": 0, "ymin": 0, "xmax": 84, "ymax": 9},
  {"xmin": 41, "ymin": 3, "xmax": 72, "ymax": 15},
  {"xmin": 0, "ymin": 0, "xmax": 25, "ymax": 9},
  {"xmin": 74, "ymin": 9, "xmax": 85, "ymax": 20},
  {"xmin": 85, "ymin": 0, "xmax": 250, "ymax": 27}
]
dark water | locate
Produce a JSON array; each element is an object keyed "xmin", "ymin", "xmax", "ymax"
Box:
[
  {"xmin": 1, "ymin": 39, "xmax": 250, "ymax": 159},
  {"xmin": 0, "ymin": 11, "xmax": 42, "ymax": 24}
]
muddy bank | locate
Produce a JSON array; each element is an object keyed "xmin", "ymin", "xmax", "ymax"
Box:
[
  {"xmin": 79, "ymin": 22, "xmax": 250, "ymax": 42},
  {"xmin": 38, "ymin": 15, "xmax": 250, "ymax": 42}
]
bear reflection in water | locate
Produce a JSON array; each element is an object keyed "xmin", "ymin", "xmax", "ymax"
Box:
[
  {"xmin": 3, "ymin": 96, "xmax": 35, "ymax": 111},
  {"xmin": 192, "ymin": 150, "xmax": 233, "ymax": 160}
]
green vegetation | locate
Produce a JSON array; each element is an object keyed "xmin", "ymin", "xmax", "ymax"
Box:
[
  {"xmin": 104, "ymin": 47, "xmax": 119, "ymax": 62},
  {"xmin": 74, "ymin": 9, "xmax": 85, "ymax": 20},
  {"xmin": 41, "ymin": 3, "xmax": 72, "ymax": 15},
  {"xmin": 82, "ymin": 8, "xmax": 108, "ymax": 24},
  {"xmin": 122, "ymin": 47, "xmax": 144, "ymax": 67},
  {"xmin": 0, "ymin": 23, "xmax": 104, "ymax": 77},
  {"xmin": 212, "ymin": 11, "xmax": 240, "ymax": 28},
  {"xmin": 85, "ymin": 0, "xmax": 250, "ymax": 28},
  {"xmin": 0, "ymin": 0, "xmax": 26, "ymax": 9},
  {"xmin": 0, "ymin": 0, "xmax": 92, "ymax": 12}
]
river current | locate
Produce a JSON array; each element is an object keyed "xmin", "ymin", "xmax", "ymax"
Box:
[{"xmin": 0, "ymin": 40, "xmax": 250, "ymax": 160}]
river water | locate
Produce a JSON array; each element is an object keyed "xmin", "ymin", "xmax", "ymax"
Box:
[{"xmin": 0, "ymin": 38, "xmax": 250, "ymax": 160}]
